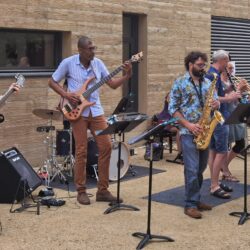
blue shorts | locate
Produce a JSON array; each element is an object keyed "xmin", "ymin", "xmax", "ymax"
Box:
[{"xmin": 210, "ymin": 123, "xmax": 229, "ymax": 153}]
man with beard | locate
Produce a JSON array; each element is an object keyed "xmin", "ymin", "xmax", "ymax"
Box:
[
  {"xmin": 48, "ymin": 36, "xmax": 132, "ymax": 205},
  {"xmin": 206, "ymin": 50, "xmax": 241, "ymax": 199},
  {"xmin": 169, "ymin": 51, "xmax": 220, "ymax": 219}
]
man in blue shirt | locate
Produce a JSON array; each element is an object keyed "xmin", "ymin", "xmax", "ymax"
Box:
[
  {"xmin": 49, "ymin": 36, "xmax": 132, "ymax": 205},
  {"xmin": 169, "ymin": 51, "xmax": 220, "ymax": 219},
  {"xmin": 206, "ymin": 50, "xmax": 241, "ymax": 199}
]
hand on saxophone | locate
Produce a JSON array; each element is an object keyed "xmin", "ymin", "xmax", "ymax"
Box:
[
  {"xmin": 187, "ymin": 122, "xmax": 203, "ymax": 136},
  {"xmin": 237, "ymin": 79, "xmax": 249, "ymax": 92},
  {"xmin": 227, "ymin": 91, "xmax": 242, "ymax": 102},
  {"xmin": 210, "ymin": 100, "xmax": 220, "ymax": 110}
]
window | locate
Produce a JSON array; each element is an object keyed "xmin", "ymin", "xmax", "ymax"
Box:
[
  {"xmin": 211, "ymin": 16, "xmax": 250, "ymax": 81},
  {"xmin": 0, "ymin": 29, "xmax": 62, "ymax": 76}
]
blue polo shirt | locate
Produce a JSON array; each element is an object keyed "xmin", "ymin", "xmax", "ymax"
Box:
[
  {"xmin": 206, "ymin": 66, "xmax": 229, "ymax": 119},
  {"xmin": 52, "ymin": 54, "xmax": 109, "ymax": 117}
]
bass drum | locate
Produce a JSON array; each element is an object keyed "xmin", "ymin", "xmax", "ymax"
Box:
[
  {"xmin": 109, "ymin": 141, "xmax": 130, "ymax": 181},
  {"xmin": 86, "ymin": 138, "xmax": 130, "ymax": 181}
]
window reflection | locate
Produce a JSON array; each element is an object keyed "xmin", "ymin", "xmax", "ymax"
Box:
[{"xmin": 0, "ymin": 30, "xmax": 61, "ymax": 71}]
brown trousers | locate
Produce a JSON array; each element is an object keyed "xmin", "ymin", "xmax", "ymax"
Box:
[{"xmin": 71, "ymin": 114, "xmax": 112, "ymax": 194}]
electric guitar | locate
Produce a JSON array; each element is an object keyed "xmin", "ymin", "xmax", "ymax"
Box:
[
  {"xmin": 61, "ymin": 52, "xmax": 143, "ymax": 121},
  {"xmin": 0, "ymin": 73, "xmax": 25, "ymax": 108}
]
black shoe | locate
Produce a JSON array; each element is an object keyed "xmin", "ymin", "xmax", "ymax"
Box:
[
  {"xmin": 211, "ymin": 188, "xmax": 231, "ymax": 199},
  {"xmin": 220, "ymin": 183, "xmax": 233, "ymax": 192},
  {"xmin": 41, "ymin": 198, "xmax": 66, "ymax": 207}
]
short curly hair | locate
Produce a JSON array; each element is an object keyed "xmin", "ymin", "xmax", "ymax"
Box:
[{"xmin": 184, "ymin": 51, "xmax": 208, "ymax": 71}]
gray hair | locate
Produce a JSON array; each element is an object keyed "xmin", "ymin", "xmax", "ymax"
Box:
[{"xmin": 212, "ymin": 50, "xmax": 229, "ymax": 63}]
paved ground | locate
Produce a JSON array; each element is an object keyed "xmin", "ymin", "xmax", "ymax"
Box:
[{"xmin": 0, "ymin": 148, "xmax": 250, "ymax": 250}]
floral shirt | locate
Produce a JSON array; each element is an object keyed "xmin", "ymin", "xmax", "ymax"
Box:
[{"xmin": 168, "ymin": 72, "xmax": 216, "ymax": 135}]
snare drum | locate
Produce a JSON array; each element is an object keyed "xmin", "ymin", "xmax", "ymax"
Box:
[
  {"xmin": 86, "ymin": 138, "xmax": 130, "ymax": 181},
  {"xmin": 56, "ymin": 129, "xmax": 75, "ymax": 156}
]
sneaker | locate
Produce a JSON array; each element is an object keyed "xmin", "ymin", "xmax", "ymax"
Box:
[
  {"xmin": 96, "ymin": 190, "xmax": 123, "ymax": 203},
  {"xmin": 197, "ymin": 202, "xmax": 212, "ymax": 211},
  {"xmin": 77, "ymin": 192, "xmax": 90, "ymax": 205},
  {"xmin": 184, "ymin": 207, "xmax": 202, "ymax": 219}
]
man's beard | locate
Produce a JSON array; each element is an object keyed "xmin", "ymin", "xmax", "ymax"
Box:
[{"xmin": 192, "ymin": 68, "xmax": 205, "ymax": 79}]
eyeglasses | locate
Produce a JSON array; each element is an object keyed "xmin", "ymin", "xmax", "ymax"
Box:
[
  {"xmin": 82, "ymin": 46, "xmax": 97, "ymax": 51},
  {"xmin": 194, "ymin": 63, "xmax": 207, "ymax": 69}
]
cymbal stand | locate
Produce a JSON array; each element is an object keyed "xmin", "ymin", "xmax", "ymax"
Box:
[
  {"xmin": 41, "ymin": 117, "xmax": 68, "ymax": 186},
  {"xmin": 37, "ymin": 119, "xmax": 54, "ymax": 187}
]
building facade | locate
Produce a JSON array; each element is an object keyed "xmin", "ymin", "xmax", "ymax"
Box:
[{"xmin": 0, "ymin": 0, "xmax": 249, "ymax": 166}]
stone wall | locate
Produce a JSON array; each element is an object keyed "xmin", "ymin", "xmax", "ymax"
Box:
[{"xmin": 0, "ymin": 0, "xmax": 249, "ymax": 166}]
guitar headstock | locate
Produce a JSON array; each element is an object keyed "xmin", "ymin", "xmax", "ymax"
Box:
[
  {"xmin": 130, "ymin": 52, "xmax": 143, "ymax": 63},
  {"xmin": 15, "ymin": 73, "xmax": 25, "ymax": 87}
]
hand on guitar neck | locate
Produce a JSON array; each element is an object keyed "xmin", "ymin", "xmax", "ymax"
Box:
[
  {"xmin": 0, "ymin": 83, "xmax": 19, "ymax": 108},
  {"xmin": 9, "ymin": 82, "xmax": 21, "ymax": 93},
  {"xmin": 0, "ymin": 74, "xmax": 25, "ymax": 109}
]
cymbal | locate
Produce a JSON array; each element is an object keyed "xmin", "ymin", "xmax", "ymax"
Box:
[{"xmin": 32, "ymin": 109, "xmax": 62, "ymax": 120}]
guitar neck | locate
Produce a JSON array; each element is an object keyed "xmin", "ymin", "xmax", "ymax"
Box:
[
  {"xmin": 82, "ymin": 65, "xmax": 124, "ymax": 98},
  {"xmin": 0, "ymin": 88, "xmax": 15, "ymax": 107}
]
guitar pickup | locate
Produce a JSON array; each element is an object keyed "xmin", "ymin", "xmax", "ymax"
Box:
[{"xmin": 64, "ymin": 104, "xmax": 72, "ymax": 113}]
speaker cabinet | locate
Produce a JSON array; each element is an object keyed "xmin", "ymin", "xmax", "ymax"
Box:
[{"xmin": 0, "ymin": 147, "xmax": 42, "ymax": 203}]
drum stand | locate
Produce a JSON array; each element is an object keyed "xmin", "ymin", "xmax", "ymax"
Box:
[
  {"xmin": 49, "ymin": 133, "xmax": 69, "ymax": 185},
  {"xmin": 43, "ymin": 120, "xmax": 69, "ymax": 186}
]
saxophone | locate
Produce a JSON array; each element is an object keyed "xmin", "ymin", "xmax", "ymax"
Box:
[{"xmin": 194, "ymin": 73, "xmax": 224, "ymax": 150}]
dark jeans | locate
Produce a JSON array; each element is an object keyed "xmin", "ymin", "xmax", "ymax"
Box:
[{"xmin": 181, "ymin": 134, "xmax": 209, "ymax": 208}]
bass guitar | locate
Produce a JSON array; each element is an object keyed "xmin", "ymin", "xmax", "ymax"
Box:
[{"xmin": 61, "ymin": 52, "xmax": 143, "ymax": 121}]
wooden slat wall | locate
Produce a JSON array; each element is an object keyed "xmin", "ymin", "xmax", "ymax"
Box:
[{"xmin": 0, "ymin": 0, "xmax": 250, "ymax": 166}]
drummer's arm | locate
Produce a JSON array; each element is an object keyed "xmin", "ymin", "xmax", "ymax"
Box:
[{"xmin": 48, "ymin": 78, "xmax": 80, "ymax": 105}]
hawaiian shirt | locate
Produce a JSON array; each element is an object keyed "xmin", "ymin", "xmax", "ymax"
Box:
[{"xmin": 168, "ymin": 71, "xmax": 217, "ymax": 135}]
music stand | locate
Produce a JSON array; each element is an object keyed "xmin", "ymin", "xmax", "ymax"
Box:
[
  {"xmin": 128, "ymin": 118, "xmax": 178, "ymax": 250},
  {"xmin": 96, "ymin": 117, "xmax": 146, "ymax": 214},
  {"xmin": 225, "ymin": 103, "xmax": 250, "ymax": 225},
  {"xmin": 112, "ymin": 93, "xmax": 134, "ymax": 115}
]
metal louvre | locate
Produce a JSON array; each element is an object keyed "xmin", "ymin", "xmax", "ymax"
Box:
[{"xmin": 211, "ymin": 16, "xmax": 250, "ymax": 81}]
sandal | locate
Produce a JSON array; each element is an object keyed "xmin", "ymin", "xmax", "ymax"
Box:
[
  {"xmin": 210, "ymin": 188, "xmax": 231, "ymax": 199},
  {"xmin": 220, "ymin": 183, "xmax": 233, "ymax": 192},
  {"xmin": 222, "ymin": 174, "xmax": 239, "ymax": 182}
]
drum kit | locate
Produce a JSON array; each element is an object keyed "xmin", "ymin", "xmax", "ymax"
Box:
[
  {"xmin": 32, "ymin": 108, "xmax": 131, "ymax": 185},
  {"xmin": 33, "ymin": 108, "xmax": 75, "ymax": 186}
]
